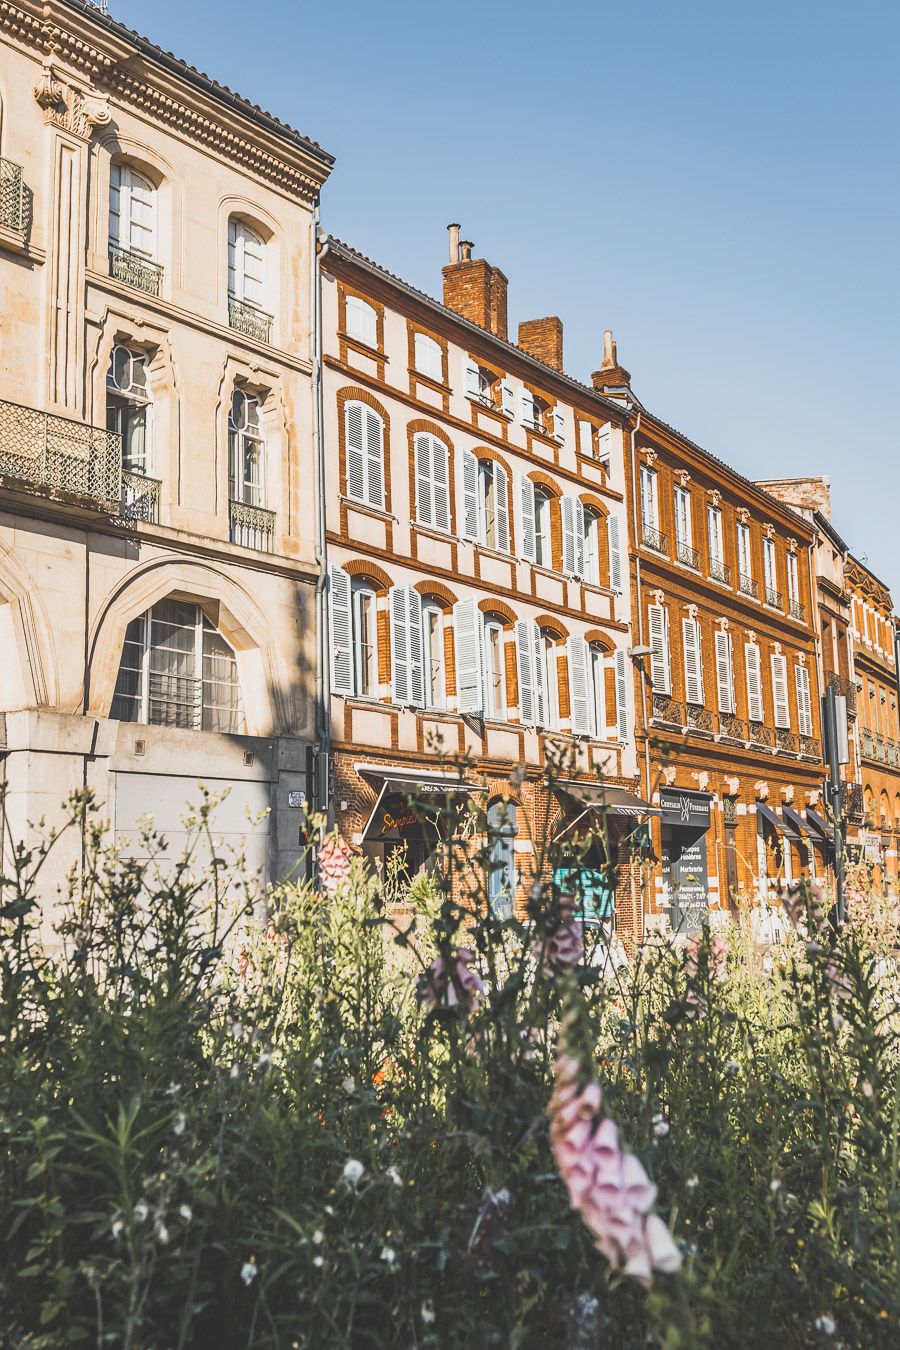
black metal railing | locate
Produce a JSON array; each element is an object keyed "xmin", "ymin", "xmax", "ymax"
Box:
[
  {"xmin": 642, "ymin": 522, "xmax": 668, "ymax": 554},
  {"xmin": 739, "ymin": 572, "xmax": 759, "ymax": 600},
  {"xmin": 718, "ymin": 713, "xmax": 748, "ymax": 743},
  {"xmin": 228, "ymin": 296, "xmax": 274, "ymax": 344},
  {"xmin": 0, "ymin": 157, "xmax": 25, "ymax": 232},
  {"xmin": 764, "ymin": 586, "xmax": 783, "ymax": 611},
  {"xmin": 121, "ymin": 471, "xmax": 160, "ymax": 523},
  {"xmin": 775, "ymin": 728, "xmax": 799, "ymax": 754},
  {"xmin": 789, "ymin": 599, "xmax": 806, "ymax": 623},
  {"xmin": 686, "ymin": 704, "xmax": 715, "ymax": 733},
  {"xmin": 709, "ymin": 557, "xmax": 732, "ymax": 586},
  {"xmin": 676, "ymin": 540, "xmax": 700, "ymax": 570},
  {"xmin": 109, "ymin": 244, "xmax": 164, "ymax": 297},
  {"xmin": 841, "ymin": 781, "xmax": 865, "ymax": 824},
  {"xmin": 824, "ymin": 669, "xmax": 857, "ymax": 716},
  {"xmin": 0, "ymin": 398, "xmax": 121, "ymax": 507}
]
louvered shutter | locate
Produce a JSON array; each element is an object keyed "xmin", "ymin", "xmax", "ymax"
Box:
[
  {"xmin": 745, "ymin": 643, "xmax": 763, "ymax": 723},
  {"xmin": 453, "ymin": 598, "xmax": 483, "ymax": 714},
  {"xmin": 329, "ymin": 566, "xmax": 354, "ymax": 696},
  {"xmin": 532, "ymin": 622, "xmax": 547, "ymax": 728},
  {"xmin": 364, "ymin": 407, "xmax": 384, "ymax": 508},
  {"xmin": 596, "ymin": 424, "xmax": 613, "ymax": 462},
  {"xmin": 561, "ymin": 496, "xmax": 577, "ymax": 577},
  {"xmin": 519, "ymin": 475, "xmax": 536, "ymax": 561},
  {"xmin": 553, "ymin": 408, "xmax": 565, "ymax": 443},
  {"xmin": 515, "ymin": 619, "xmax": 535, "ymax": 725},
  {"xmin": 345, "ymin": 402, "xmax": 366, "ymax": 502},
  {"xmin": 390, "ymin": 586, "xmax": 410, "ymax": 705},
  {"xmin": 573, "ymin": 497, "xmax": 585, "ymax": 578},
  {"xmin": 432, "ymin": 436, "xmax": 450, "ymax": 531},
  {"xmin": 461, "ymin": 448, "xmax": 479, "ymax": 541},
  {"xmin": 771, "ymin": 653, "xmax": 790, "ymax": 728},
  {"xmin": 494, "ymin": 463, "xmax": 510, "ymax": 552},
  {"xmin": 648, "ymin": 603, "xmax": 671, "ymax": 694},
  {"xmin": 414, "ymin": 433, "xmax": 433, "ymax": 526},
  {"xmin": 682, "ymin": 618, "xmax": 704, "ymax": 706},
  {"xmin": 607, "ymin": 514, "xmax": 622, "ymax": 591},
  {"xmin": 464, "ymin": 357, "xmax": 481, "ymax": 398},
  {"xmin": 795, "ymin": 664, "xmax": 813, "ymax": 737},
  {"xmin": 407, "ymin": 588, "xmax": 424, "ymax": 707},
  {"xmin": 715, "ymin": 630, "xmax": 735, "ymax": 714},
  {"xmin": 568, "ymin": 635, "xmax": 593, "ymax": 736},
  {"xmin": 578, "ymin": 420, "xmax": 593, "ymax": 455},
  {"xmin": 501, "ymin": 380, "xmax": 515, "ymax": 417},
  {"xmin": 521, "ymin": 391, "xmax": 536, "ymax": 427},
  {"xmin": 615, "ymin": 649, "xmax": 629, "ymax": 741}
]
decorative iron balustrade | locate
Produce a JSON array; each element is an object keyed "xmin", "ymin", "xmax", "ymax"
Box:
[
  {"xmin": 861, "ymin": 727, "xmax": 876, "ymax": 760},
  {"xmin": 676, "ymin": 540, "xmax": 700, "ymax": 570},
  {"xmin": 764, "ymin": 586, "xmax": 783, "ymax": 611},
  {"xmin": 824, "ymin": 669, "xmax": 857, "ymax": 716},
  {"xmin": 887, "ymin": 738, "xmax": 900, "ymax": 768},
  {"xmin": 709, "ymin": 557, "xmax": 732, "ymax": 586},
  {"xmin": 228, "ymin": 296, "xmax": 274, "ymax": 344},
  {"xmin": 642, "ymin": 522, "xmax": 668, "ymax": 554},
  {"xmin": 229, "ymin": 500, "xmax": 275, "ymax": 552},
  {"xmin": 650, "ymin": 693, "xmax": 685, "ymax": 728},
  {"xmin": 799, "ymin": 735, "xmax": 820, "ymax": 759},
  {"xmin": 0, "ymin": 158, "xmax": 25, "ymax": 232},
  {"xmin": 109, "ymin": 245, "xmax": 164, "ymax": 297},
  {"xmin": 718, "ymin": 713, "xmax": 748, "ymax": 743},
  {"xmin": 841, "ymin": 781, "xmax": 864, "ymax": 824},
  {"xmin": 739, "ymin": 572, "xmax": 759, "ymax": 600},
  {"xmin": 775, "ymin": 728, "xmax": 799, "ymax": 754},
  {"xmin": 749, "ymin": 722, "xmax": 775, "ymax": 748},
  {"xmin": 685, "ymin": 703, "xmax": 715, "ymax": 733},
  {"xmin": 0, "ymin": 399, "xmax": 121, "ymax": 506},
  {"xmin": 121, "ymin": 472, "xmax": 160, "ymax": 523},
  {"xmin": 789, "ymin": 599, "xmax": 806, "ymax": 623},
  {"xmin": 875, "ymin": 733, "xmax": 887, "ymax": 762}
]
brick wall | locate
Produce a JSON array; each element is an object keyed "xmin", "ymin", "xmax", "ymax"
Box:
[
  {"xmin": 442, "ymin": 258, "xmax": 508, "ymax": 338},
  {"xmin": 518, "ymin": 316, "xmax": 563, "ymax": 371}
]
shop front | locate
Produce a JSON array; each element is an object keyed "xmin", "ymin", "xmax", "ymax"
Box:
[
  {"xmin": 658, "ymin": 788, "xmax": 712, "ymax": 935},
  {"xmin": 553, "ymin": 783, "xmax": 658, "ymax": 932},
  {"xmin": 357, "ymin": 767, "xmax": 485, "ymax": 877}
]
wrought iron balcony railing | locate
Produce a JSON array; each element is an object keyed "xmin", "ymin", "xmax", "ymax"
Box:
[
  {"xmin": 228, "ymin": 296, "xmax": 274, "ymax": 344},
  {"xmin": 764, "ymin": 586, "xmax": 783, "ymax": 611},
  {"xmin": 708, "ymin": 557, "xmax": 732, "ymax": 586},
  {"xmin": 841, "ymin": 781, "xmax": 865, "ymax": 824},
  {"xmin": 229, "ymin": 499, "xmax": 275, "ymax": 552},
  {"xmin": 650, "ymin": 693, "xmax": 684, "ymax": 729},
  {"xmin": 824, "ymin": 669, "xmax": 857, "ymax": 716},
  {"xmin": 686, "ymin": 703, "xmax": 715, "ymax": 733},
  {"xmin": 718, "ymin": 713, "xmax": 748, "ymax": 743},
  {"xmin": 861, "ymin": 727, "xmax": 876, "ymax": 760},
  {"xmin": 0, "ymin": 157, "xmax": 25, "ymax": 233},
  {"xmin": 0, "ymin": 399, "xmax": 121, "ymax": 507},
  {"xmin": 676, "ymin": 539, "xmax": 700, "ymax": 570},
  {"xmin": 739, "ymin": 572, "xmax": 759, "ymax": 600},
  {"xmin": 887, "ymin": 738, "xmax": 900, "ymax": 768},
  {"xmin": 875, "ymin": 732, "xmax": 887, "ymax": 763},
  {"xmin": 749, "ymin": 722, "xmax": 775, "ymax": 748},
  {"xmin": 775, "ymin": 728, "xmax": 799, "ymax": 754},
  {"xmin": 642, "ymin": 522, "xmax": 668, "ymax": 554},
  {"xmin": 799, "ymin": 735, "xmax": 821, "ymax": 759},
  {"xmin": 789, "ymin": 599, "xmax": 806, "ymax": 623},
  {"xmin": 121, "ymin": 471, "xmax": 160, "ymax": 523},
  {"xmin": 109, "ymin": 244, "xmax": 164, "ymax": 297}
]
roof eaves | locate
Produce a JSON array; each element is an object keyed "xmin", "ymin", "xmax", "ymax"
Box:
[{"xmin": 812, "ymin": 509, "xmax": 850, "ymax": 555}]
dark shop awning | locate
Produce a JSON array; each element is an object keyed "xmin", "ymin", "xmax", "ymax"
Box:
[
  {"xmin": 805, "ymin": 808, "xmax": 832, "ymax": 843},
  {"xmin": 358, "ymin": 767, "xmax": 486, "ymax": 843},
  {"xmin": 554, "ymin": 783, "xmax": 659, "ymax": 840},
  {"xmin": 782, "ymin": 805, "xmax": 810, "ymax": 839},
  {"xmin": 756, "ymin": 801, "xmax": 802, "ymax": 843}
]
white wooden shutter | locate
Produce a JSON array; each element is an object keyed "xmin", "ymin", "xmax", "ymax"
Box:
[
  {"xmin": 432, "ymin": 437, "xmax": 450, "ymax": 531},
  {"xmin": 745, "ymin": 643, "xmax": 763, "ymax": 723},
  {"xmin": 390, "ymin": 585, "xmax": 423, "ymax": 707},
  {"xmin": 494, "ymin": 463, "xmax": 509, "ymax": 552},
  {"xmin": 682, "ymin": 618, "xmax": 704, "ymax": 706},
  {"xmin": 521, "ymin": 390, "xmax": 536, "ymax": 427},
  {"xmin": 561, "ymin": 495, "xmax": 577, "ymax": 577},
  {"xmin": 648, "ymin": 603, "xmax": 671, "ymax": 694},
  {"xmin": 464, "ymin": 357, "xmax": 481, "ymax": 398},
  {"xmin": 795, "ymin": 664, "xmax": 813, "ymax": 737},
  {"xmin": 453, "ymin": 598, "xmax": 483, "ymax": 714},
  {"xmin": 519, "ymin": 475, "xmax": 536, "ymax": 562},
  {"xmin": 715, "ymin": 630, "xmax": 735, "ymax": 714},
  {"xmin": 573, "ymin": 497, "xmax": 585, "ymax": 578},
  {"xmin": 771, "ymin": 653, "xmax": 790, "ymax": 728},
  {"xmin": 596, "ymin": 424, "xmax": 613, "ymax": 462},
  {"xmin": 615, "ymin": 649, "xmax": 629, "ymax": 741},
  {"xmin": 364, "ymin": 406, "xmax": 384, "ymax": 508},
  {"xmin": 568, "ymin": 635, "xmax": 593, "ymax": 736},
  {"xmin": 501, "ymin": 379, "xmax": 515, "ymax": 417},
  {"xmin": 461, "ymin": 448, "xmax": 479, "ymax": 541},
  {"xmin": 532, "ymin": 622, "xmax": 547, "ymax": 728},
  {"xmin": 414, "ymin": 433, "xmax": 433, "ymax": 527},
  {"xmin": 578, "ymin": 420, "xmax": 593, "ymax": 455},
  {"xmin": 515, "ymin": 619, "xmax": 535, "ymax": 725},
  {"xmin": 552, "ymin": 408, "xmax": 565, "ymax": 443},
  {"xmin": 329, "ymin": 566, "xmax": 354, "ymax": 696},
  {"xmin": 345, "ymin": 402, "xmax": 366, "ymax": 502},
  {"xmin": 607, "ymin": 514, "xmax": 622, "ymax": 591}
]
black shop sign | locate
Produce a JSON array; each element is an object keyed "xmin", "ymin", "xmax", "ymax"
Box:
[
  {"xmin": 659, "ymin": 791, "xmax": 711, "ymax": 936},
  {"xmin": 659, "ymin": 789, "xmax": 711, "ymax": 829}
]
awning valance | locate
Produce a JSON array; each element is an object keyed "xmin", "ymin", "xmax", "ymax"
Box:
[
  {"xmin": 756, "ymin": 801, "xmax": 802, "ymax": 842},
  {"xmin": 805, "ymin": 808, "xmax": 832, "ymax": 846},
  {"xmin": 554, "ymin": 783, "xmax": 659, "ymax": 842}
]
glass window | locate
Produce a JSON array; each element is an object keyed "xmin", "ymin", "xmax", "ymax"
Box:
[
  {"xmin": 674, "ymin": 486, "xmax": 692, "ymax": 545},
  {"xmin": 541, "ymin": 632, "xmax": 560, "ymax": 731},
  {"xmin": 228, "ymin": 219, "xmax": 266, "ymax": 309},
  {"xmin": 640, "ymin": 465, "xmax": 658, "ymax": 529},
  {"xmin": 589, "ymin": 644, "xmax": 606, "ymax": 738},
  {"xmin": 534, "ymin": 488, "xmax": 552, "ymax": 568},
  {"xmin": 345, "ymin": 295, "xmax": 378, "ymax": 347},
  {"xmin": 106, "ymin": 345, "xmax": 151, "ymax": 475},
  {"xmin": 111, "ymin": 599, "xmax": 244, "ymax": 733},
  {"xmin": 707, "ymin": 506, "xmax": 723, "ymax": 563},
  {"xmin": 479, "ymin": 461, "xmax": 500, "ymax": 550},
  {"xmin": 352, "ymin": 579, "xmax": 378, "ymax": 697},
  {"xmin": 786, "ymin": 552, "xmax": 799, "ymax": 605},
  {"xmin": 422, "ymin": 602, "xmax": 445, "ymax": 709},
  {"xmin": 487, "ymin": 799, "xmax": 517, "ymax": 919},
  {"xmin": 737, "ymin": 522, "xmax": 752, "ymax": 579},
  {"xmin": 763, "ymin": 537, "xmax": 777, "ymax": 591},
  {"xmin": 483, "ymin": 618, "xmax": 507, "ymax": 721},
  {"xmin": 229, "ymin": 391, "xmax": 264, "ymax": 506},
  {"xmin": 109, "ymin": 163, "xmax": 156, "ymax": 258},
  {"xmin": 583, "ymin": 509, "xmax": 600, "ymax": 586},
  {"xmin": 414, "ymin": 332, "xmax": 443, "ymax": 381}
]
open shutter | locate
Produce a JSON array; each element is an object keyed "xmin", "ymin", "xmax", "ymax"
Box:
[
  {"xmin": 568, "ymin": 635, "xmax": 592, "ymax": 736},
  {"xmin": 494, "ymin": 463, "xmax": 509, "ymax": 552},
  {"xmin": 407, "ymin": 588, "xmax": 423, "ymax": 707},
  {"xmin": 607, "ymin": 514, "xmax": 622, "ymax": 591},
  {"xmin": 561, "ymin": 496, "xmax": 577, "ymax": 577},
  {"xmin": 648, "ymin": 603, "xmax": 671, "ymax": 694},
  {"xmin": 715, "ymin": 630, "xmax": 735, "ymax": 714},
  {"xmin": 532, "ymin": 622, "xmax": 547, "ymax": 728},
  {"xmin": 501, "ymin": 379, "xmax": 515, "ymax": 417},
  {"xmin": 615, "ymin": 649, "xmax": 629, "ymax": 741},
  {"xmin": 521, "ymin": 390, "xmax": 536, "ymax": 428},
  {"xmin": 573, "ymin": 497, "xmax": 585, "ymax": 578},
  {"xmin": 414, "ymin": 433, "xmax": 433, "ymax": 526},
  {"xmin": 519, "ymin": 475, "xmax": 536, "ymax": 562},
  {"xmin": 461, "ymin": 448, "xmax": 479, "ymax": 541},
  {"xmin": 464, "ymin": 357, "xmax": 481, "ymax": 398},
  {"xmin": 552, "ymin": 408, "xmax": 565, "ymax": 443},
  {"xmin": 682, "ymin": 618, "xmax": 704, "ymax": 706},
  {"xmin": 515, "ymin": 620, "xmax": 534, "ymax": 725},
  {"xmin": 795, "ymin": 664, "xmax": 813, "ymax": 737},
  {"xmin": 432, "ymin": 436, "xmax": 450, "ymax": 531},
  {"xmin": 578, "ymin": 420, "xmax": 593, "ymax": 456},
  {"xmin": 390, "ymin": 586, "xmax": 410, "ymax": 705},
  {"xmin": 329, "ymin": 566, "xmax": 354, "ymax": 696},
  {"xmin": 345, "ymin": 403, "xmax": 366, "ymax": 502},
  {"xmin": 745, "ymin": 643, "xmax": 763, "ymax": 723},
  {"xmin": 453, "ymin": 598, "xmax": 483, "ymax": 715},
  {"xmin": 596, "ymin": 424, "xmax": 613, "ymax": 463},
  {"xmin": 771, "ymin": 653, "xmax": 790, "ymax": 728},
  {"xmin": 364, "ymin": 407, "xmax": 384, "ymax": 508}
]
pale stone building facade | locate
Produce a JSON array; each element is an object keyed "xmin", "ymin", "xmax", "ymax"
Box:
[{"xmin": 0, "ymin": 0, "xmax": 332, "ymax": 897}]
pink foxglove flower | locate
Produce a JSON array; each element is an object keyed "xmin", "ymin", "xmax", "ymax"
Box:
[
  {"xmin": 548, "ymin": 1042, "xmax": 682, "ymax": 1288},
  {"xmin": 535, "ymin": 921, "xmax": 584, "ymax": 979},
  {"xmin": 684, "ymin": 934, "xmax": 728, "ymax": 983},
  {"xmin": 318, "ymin": 836, "xmax": 352, "ymax": 896},
  {"xmin": 417, "ymin": 948, "xmax": 485, "ymax": 1014}
]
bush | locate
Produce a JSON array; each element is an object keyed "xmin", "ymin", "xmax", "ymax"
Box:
[{"xmin": 0, "ymin": 781, "xmax": 898, "ymax": 1348}]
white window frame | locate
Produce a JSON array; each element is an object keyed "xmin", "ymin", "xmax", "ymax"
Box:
[
  {"xmin": 413, "ymin": 332, "xmax": 443, "ymax": 381},
  {"xmin": 228, "ymin": 218, "xmax": 266, "ymax": 310},
  {"xmin": 421, "ymin": 601, "xmax": 446, "ymax": 710},
  {"xmin": 707, "ymin": 505, "xmax": 724, "ymax": 565},
  {"xmin": 534, "ymin": 488, "xmax": 553, "ymax": 569},
  {"xmin": 352, "ymin": 579, "xmax": 378, "ymax": 699},
  {"xmin": 540, "ymin": 631, "xmax": 560, "ymax": 731},
  {"xmin": 640, "ymin": 465, "xmax": 658, "ymax": 531},
  {"xmin": 589, "ymin": 644, "xmax": 607, "ymax": 740},
  {"xmin": 345, "ymin": 294, "xmax": 378, "ymax": 347},
  {"xmin": 583, "ymin": 508, "xmax": 600, "ymax": 586},
  {"xmin": 477, "ymin": 459, "xmax": 509, "ymax": 553},
  {"xmin": 786, "ymin": 552, "xmax": 799, "ymax": 607},
  {"xmin": 763, "ymin": 537, "xmax": 778, "ymax": 595},
  {"xmin": 674, "ymin": 485, "xmax": 692, "ymax": 547},
  {"xmin": 109, "ymin": 162, "xmax": 156, "ymax": 259},
  {"xmin": 483, "ymin": 618, "xmax": 508, "ymax": 721},
  {"xmin": 107, "ymin": 345, "xmax": 152, "ymax": 476},
  {"xmin": 228, "ymin": 389, "xmax": 265, "ymax": 506},
  {"xmin": 737, "ymin": 522, "xmax": 752, "ymax": 581}
]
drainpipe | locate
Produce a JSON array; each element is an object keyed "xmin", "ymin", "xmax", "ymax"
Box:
[
  {"xmin": 627, "ymin": 407, "xmax": 651, "ymax": 937},
  {"xmin": 312, "ymin": 208, "xmax": 332, "ymax": 823}
]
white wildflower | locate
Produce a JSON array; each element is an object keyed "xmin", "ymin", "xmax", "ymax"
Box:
[
  {"xmin": 230, "ymin": 1064, "xmax": 240, "ymax": 1079},
  {"xmin": 313, "ymin": 1057, "xmax": 323, "ymax": 1070},
  {"xmin": 312, "ymin": 1229, "xmax": 324, "ymax": 1245},
  {"xmin": 385, "ymin": 1166, "xmax": 402, "ymax": 1187},
  {"xmin": 685, "ymin": 1174, "xmax": 699, "ymax": 1191},
  {"xmin": 342, "ymin": 1076, "xmax": 355, "ymax": 1094},
  {"xmin": 421, "ymin": 1299, "xmax": 436, "ymax": 1326},
  {"xmin": 165, "ymin": 1082, "xmax": 181, "ymax": 1097},
  {"xmin": 380, "ymin": 1245, "xmax": 397, "ymax": 1267},
  {"xmin": 257, "ymin": 1053, "xmax": 272, "ymax": 1069},
  {"xmin": 231, "ymin": 1021, "xmax": 244, "ymax": 1040},
  {"xmin": 312, "ymin": 1255, "xmax": 324, "ymax": 1268},
  {"xmin": 133, "ymin": 1201, "xmax": 149, "ymax": 1222},
  {"xmin": 723, "ymin": 1059, "xmax": 741, "ymax": 1077},
  {"xmin": 770, "ymin": 1179, "xmax": 782, "ymax": 1193},
  {"xmin": 652, "ymin": 1114, "xmax": 670, "ymax": 1138},
  {"xmin": 111, "ymin": 1213, "xmax": 125, "ymax": 1239},
  {"xmin": 154, "ymin": 1220, "xmax": 169, "ymax": 1245},
  {"xmin": 342, "ymin": 1158, "xmax": 364, "ymax": 1185},
  {"xmin": 179, "ymin": 1205, "xmax": 193, "ymax": 1222},
  {"xmin": 814, "ymin": 1315, "xmax": 836, "ymax": 1336},
  {"xmin": 240, "ymin": 1259, "xmax": 258, "ymax": 1286},
  {"xmin": 173, "ymin": 1112, "xmax": 186, "ymax": 1136}
]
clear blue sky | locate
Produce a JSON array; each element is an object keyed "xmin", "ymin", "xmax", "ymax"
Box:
[{"xmin": 113, "ymin": 0, "xmax": 900, "ymax": 591}]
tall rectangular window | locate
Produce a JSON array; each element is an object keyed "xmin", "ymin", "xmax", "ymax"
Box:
[
  {"xmin": 483, "ymin": 621, "xmax": 507, "ymax": 721},
  {"xmin": 352, "ymin": 585, "xmax": 377, "ymax": 697},
  {"xmin": 674, "ymin": 486, "xmax": 691, "ymax": 545},
  {"xmin": 640, "ymin": 465, "xmax": 658, "ymax": 529}
]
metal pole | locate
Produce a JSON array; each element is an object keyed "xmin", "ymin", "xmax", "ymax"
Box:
[{"xmin": 823, "ymin": 685, "xmax": 845, "ymax": 925}]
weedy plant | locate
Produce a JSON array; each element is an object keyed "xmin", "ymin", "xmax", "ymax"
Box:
[{"xmin": 0, "ymin": 773, "xmax": 898, "ymax": 1349}]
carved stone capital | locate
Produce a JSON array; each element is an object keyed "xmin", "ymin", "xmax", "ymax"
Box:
[
  {"xmin": 708, "ymin": 488, "xmax": 722, "ymax": 507},
  {"xmin": 788, "ymin": 536, "xmax": 798, "ymax": 555},
  {"xmin": 737, "ymin": 507, "xmax": 750, "ymax": 524},
  {"xmin": 641, "ymin": 447, "xmax": 658, "ymax": 466},
  {"xmin": 764, "ymin": 522, "xmax": 776, "ymax": 540},
  {"xmin": 34, "ymin": 62, "xmax": 111, "ymax": 139},
  {"xmin": 676, "ymin": 468, "xmax": 691, "ymax": 487},
  {"xmin": 781, "ymin": 784, "xmax": 795, "ymax": 803},
  {"xmin": 724, "ymin": 775, "xmax": 741, "ymax": 797},
  {"xmin": 662, "ymin": 765, "xmax": 677, "ymax": 786}
]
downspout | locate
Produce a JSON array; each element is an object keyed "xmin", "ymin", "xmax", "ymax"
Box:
[
  {"xmin": 312, "ymin": 209, "xmax": 332, "ymax": 822},
  {"xmin": 627, "ymin": 407, "xmax": 649, "ymax": 938}
]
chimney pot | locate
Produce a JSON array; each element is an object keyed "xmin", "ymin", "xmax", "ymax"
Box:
[
  {"xmin": 447, "ymin": 222, "xmax": 460, "ymax": 264},
  {"xmin": 459, "ymin": 239, "xmax": 473, "ymax": 261}
]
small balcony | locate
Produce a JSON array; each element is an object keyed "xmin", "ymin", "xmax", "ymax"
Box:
[
  {"xmin": 685, "ymin": 703, "xmax": 715, "ymax": 734},
  {"xmin": 709, "ymin": 557, "xmax": 732, "ymax": 587},
  {"xmin": 675, "ymin": 539, "xmax": 700, "ymax": 570},
  {"xmin": 642, "ymin": 522, "xmax": 668, "ymax": 554},
  {"xmin": 764, "ymin": 586, "xmax": 783, "ymax": 611},
  {"xmin": 841, "ymin": 781, "xmax": 864, "ymax": 824},
  {"xmin": 739, "ymin": 572, "xmax": 759, "ymax": 600},
  {"xmin": 649, "ymin": 693, "xmax": 684, "ymax": 729},
  {"xmin": 0, "ymin": 157, "xmax": 25, "ymax": 234},
  {"xmin": 824, "ymin": 669, "xmax": 856, "ymax": 717},
  {"xmin": 718, "ymin": 713, "xmax": 748, "ymax": 744},
  {"xmin": 799, "ymin": 735, "xmax": 821, "ymax": 759},
  {"xmin": 121, "ymin": 471, "xmax": 161, "ymax": 523},
  {"xmin": 109, "ymin": 244, "xmax": 164, "ymax": 297},
  {"xmin": 775, "ymin": 728, "xmax": 799, "ymax": 755},
  {"xmin": 789, "ymin": 599, "xmax": 806, "ymax": 623},
  {"xmin": 749, "ymin": 722, "xmax": 775, "ymax": 748},
  {"xmin": 228, "ymin": 296, "xmax": 274, "ymax": 344},
  {"xmin": 861, "ymin": 727, "xmax": 876, "ymax": 761},
  {"xmin": 229, "ymin": 499, "xmax": 275, "ymax": 552},
  {"xmin": 0, "ymin": 399, "xmax": 121, "ymax": 508}
]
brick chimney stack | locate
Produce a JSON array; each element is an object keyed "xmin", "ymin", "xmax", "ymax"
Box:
[
  {"xmin": 442, "ymin": 225, "xmax": 508, "ymax": 339},
  {"xmin": 518, "ymin": 316, "xmax": 564, "ymax": 370},
  {"xmin": 591, "ymin": 328, "xmax": 631, "ymax": 393}
]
